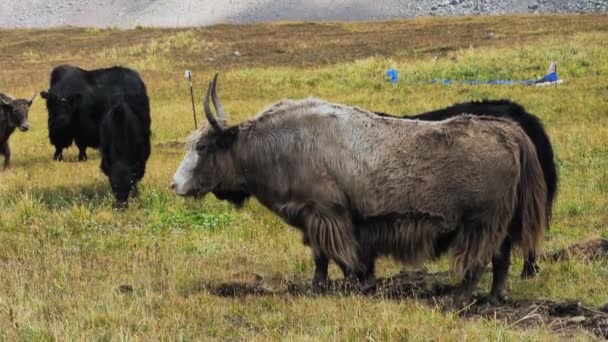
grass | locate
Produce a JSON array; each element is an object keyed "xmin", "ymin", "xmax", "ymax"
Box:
[{"xmin": 1, "ymin": 14, "xmax": 608, "ymax": 340}]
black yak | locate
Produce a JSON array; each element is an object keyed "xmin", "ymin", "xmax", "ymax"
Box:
[
  {"xmin": 40, "ymin": 64, "xmax": 149, "ymax": 162},
  {"xmin": 100, "ymin": 98, "xmax": 151, "ymax": 208},
  {"xmin": 0, "ymin": 92, "xmax": 36, "ymax": 168},
  {"xmin": 171, "ymin": 75, "xmax": 547, "ymax": 309}
]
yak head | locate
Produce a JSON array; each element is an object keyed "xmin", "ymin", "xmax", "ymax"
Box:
[
  {"xmin": 40, "ymin": 89, "xmax": 82, "ymax": 130},
  {"xmin": 1, "ymin": 92, "xmax": 36, "ymax": 132},
  {"xmin": 108, "ymin": 161, "xmax": 136, "ymax": 208},
  {"xmin": 172, "ymin": 74, "xmax": 241, "ymax": 199}
]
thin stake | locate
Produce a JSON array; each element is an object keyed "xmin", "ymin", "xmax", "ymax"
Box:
[{"xmin": 185, "ymin": 70, "xmax": 198, "ymax": 129}]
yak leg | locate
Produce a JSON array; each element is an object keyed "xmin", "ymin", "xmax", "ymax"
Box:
[
  {"xmin": 446, "ymin": 264, "xmax": 485, "ymax": 311},
  {"xmin": 311, "ymin": 250, "xmax": 330, "ymax": 293},
  {"xmin": 490, "ymin": 238, "xmax": 512, "ymax": 305},
  {"xmin": 521, "ymin": 251, "xmax": 539, "ymax": 278},
  {"xmin": 1, "ymin": 142, "xmax": 9, "ymax": 169},
  {"xmin": 354, "ymin": 249, "xmax": 377, "ymax": 293},
  {"xmin": 77, "ymin": 144, "xmax": 88, "ymax": 162},
  {"xmin": 53, "ymin": 147, "xmax": 63, "ymax": 161}
]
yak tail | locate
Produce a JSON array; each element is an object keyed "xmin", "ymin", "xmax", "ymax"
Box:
[{"xmin": 513, "ymin": 132, "xmax": 548, "ymax": 256}]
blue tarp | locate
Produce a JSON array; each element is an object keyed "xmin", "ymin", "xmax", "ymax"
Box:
[
  {"xmin": 386, "ymin": 62, "xmax": 562, "ymax": 86},
  {"xmin": 431, "ymin": 71, "xmax": 560, "ymax": 86}
]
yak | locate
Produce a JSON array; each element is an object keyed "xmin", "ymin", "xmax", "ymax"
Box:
[
  {"xmin": 171, "ymin": 74, "xmax": 547, "ymax": 309},
  {"xmin": 40, "ymin": 64, "xmax": 149, "ymax": 162},
  {"xmin": 0, "ymin": 92, "xmax": 36, "ymax": 169},
  {"xmin": 100, "ymin": 98, "xmax": 151, "ymax": 208}
]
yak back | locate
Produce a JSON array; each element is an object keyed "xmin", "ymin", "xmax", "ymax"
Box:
[{"xmin": 376, "ymin": 99, "xmax": 557, "ymax": 223}]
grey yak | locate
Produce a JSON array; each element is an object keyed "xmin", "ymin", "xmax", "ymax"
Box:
[
  {"xmin": 0, "ymin": 92, "xmax": 36, "ymax": 169},
  {"xmin": 171, "ymin": 74, "xmax": 547, "ymax": 309}
]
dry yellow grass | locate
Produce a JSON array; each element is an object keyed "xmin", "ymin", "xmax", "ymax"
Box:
[{"xmin": 0, "ymin": 14, "xmax": 607, "ymax": 340}]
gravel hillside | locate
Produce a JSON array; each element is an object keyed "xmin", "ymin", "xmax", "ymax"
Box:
[{"xmin": 1, "ymin": 0, "xmax": 607, "ymax": 28}]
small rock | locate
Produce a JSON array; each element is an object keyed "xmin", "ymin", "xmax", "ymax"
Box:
[
  {"xmin": 118, "ymin": 284, "xmax": 134, "ymax": 293},
  {"xmin": 233, "ymin": 50, "xmax": 241, "ymax": 57},
  {"xmin": 529, "ymin": 4, "xmax": 539, "ymax": 11},
  {"xmin": 568, "ymin": 316, "xmax": 586, "ymax": 323}
]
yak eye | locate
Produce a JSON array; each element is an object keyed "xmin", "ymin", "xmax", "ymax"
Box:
[{"xmin": 196, "ymin": 142, "xmax": 215, "ymax": 151}]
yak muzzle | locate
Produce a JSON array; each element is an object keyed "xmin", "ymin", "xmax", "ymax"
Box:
[{"xmin": 19, "ymin": 121, "xmax": 30, "ymax": 132}]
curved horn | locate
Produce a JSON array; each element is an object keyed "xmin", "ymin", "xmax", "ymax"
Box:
[
  {"xmin": 0, "ymin": 97, "xmax": 9, "ymax": 105},
  {"xmin": 203, "ymin": 80, "xmax": 222, "ymax": 132},
  {"xmin": 28, "ymin": 91, "xmax": 36, "ymax": 104},
  {"xmin": 210, "ymin": 73, "xmax": 227, "ymax": 121}
]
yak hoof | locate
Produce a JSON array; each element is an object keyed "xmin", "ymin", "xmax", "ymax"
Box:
[
  {"xmin": 442, "ymin": 292, "xmax": 473, "ymax": 314},
  {"xmin": 78, "ymin": 155, "xmax": 88, "ymax": 162},
  {"xmin": 488, "ymin": 292, "xmax": 509, "ymax": 306},
  {"xmin": 521, "ymin": 264, "xmax": 539, "ymax": 279},
  {"xmin": 311, "ymin": 275, "xmax": 329, "ymax": 294},
  {"xmin": 310, "ymin": 282, "xmax": 328, "ymax": 295},
  {"xmin": 359, "ymin": 277, "xmax": 377, "ymax": 294},
  {"xmin": 53, "ymin": 153, "xmax": 63, "ymax": 161}
]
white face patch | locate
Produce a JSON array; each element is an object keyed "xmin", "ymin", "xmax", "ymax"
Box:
[
  {"xmin": 172, "ymin": 137, "xmax": 199, "ymax": 196},
  {"xmin": 172, "ymin": 144, "xmax": 200, "ymax": 196}
]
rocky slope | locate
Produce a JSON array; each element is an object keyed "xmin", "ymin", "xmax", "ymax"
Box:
[{"xmin": 1, "ymin": 0, "xmax": 607, "ymax": 28}]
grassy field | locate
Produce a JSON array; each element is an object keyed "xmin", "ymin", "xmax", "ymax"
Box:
[{"xmin": 1, "ymin": 14, "xmax": 608, "ymax": 340}]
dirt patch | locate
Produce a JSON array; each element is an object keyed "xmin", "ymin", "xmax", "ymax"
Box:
[
  {"xmin": 542, "ymin": 238, "xmax": 608, "ymax": 261},
  {"xmin": 209, "ymin": 269, "xmax": 608, "ymax": 338}
]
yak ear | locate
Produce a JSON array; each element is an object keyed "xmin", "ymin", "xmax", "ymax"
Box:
[
  {"xmin": 216, "ymin": 126, "xmax": 239, "ymax": 148},
  {"xmin": 40, "ymin": 90, "xmax": 49, "ymax": 99}
]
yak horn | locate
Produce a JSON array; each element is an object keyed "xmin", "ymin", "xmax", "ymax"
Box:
[
  {"xmin": 28, "ymin": 91, "xmax": 36, "ymax": 104},
  {"xmin": 203, "ymin": 80, "xmax": 223, "ymax": 132},
  {"xmin": 210, "ymin": 73, "xmax": 227, "ymax": 121},
  {"xmin": 0, "ymin": 97, "xmax": 9, "ymax": 105}
]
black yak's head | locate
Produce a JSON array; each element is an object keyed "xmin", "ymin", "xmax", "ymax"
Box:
[
  {"xmin": 1, "ymin": 92, "xmax": 36, "ymax": 132},
  {"xmin": 172, "ymin": 74, "xmax": 240, "ymax": 199},
  {"xmin": 40, "ymin": 89, "xmax": 82, "ymax": 131},
  {"xmin": 109, "ymin": 162, "xmax": 134, "ymax": 208}
]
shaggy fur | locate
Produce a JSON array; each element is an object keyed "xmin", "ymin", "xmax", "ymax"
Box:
[
  {"xmin": 172, "ymin": 77, "xmax": 548, "ymax": 306},
  {"xmin": 374, "ymin": 99, "xmax": 557, "ymax": 278},
  {"xmin": 100, "ymin": 99, "xmax": 151, "ymax": 208},
  {"xmin": 0, "ymin": 92, "xmax": 35, "ymax": 168},
  {"xmin": 40, "ymin": 64, "xmax": 149, "ymax": 162}
]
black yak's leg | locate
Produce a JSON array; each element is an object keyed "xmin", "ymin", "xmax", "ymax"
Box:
[
  {"xmin": 77, "ymin": 144, "xmax": 88, "ymax": 162},
  {"xmin": 53, "ymin": 147, "xmax": 63, "ymax": 161},
  {"xmin": 490, "ymin": 238, "xmax": 512, "ymax": 305},
  {"xmin": 1, "ymin": 142, "xmax": 9, "ymax": 168},
  {"xmin": 521, "ymin": 251, "xmax": 539, "ymax": 278},
  {"xmin": 311, "ymin": 250, "xmax": 329, "ymax": 293}
]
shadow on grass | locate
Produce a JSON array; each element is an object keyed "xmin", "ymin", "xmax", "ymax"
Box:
[
  {"xmin": 196, "ymin": 269, "xmax": 608, "ymax": 339},
  {"xmin": 28, "ymin": 181, "xmax": 112, "ymax": 210}
]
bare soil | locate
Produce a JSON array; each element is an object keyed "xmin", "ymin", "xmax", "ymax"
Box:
[{"xmin": 208, "ymin": 240, "xmax": 608, "ymax": 338}]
